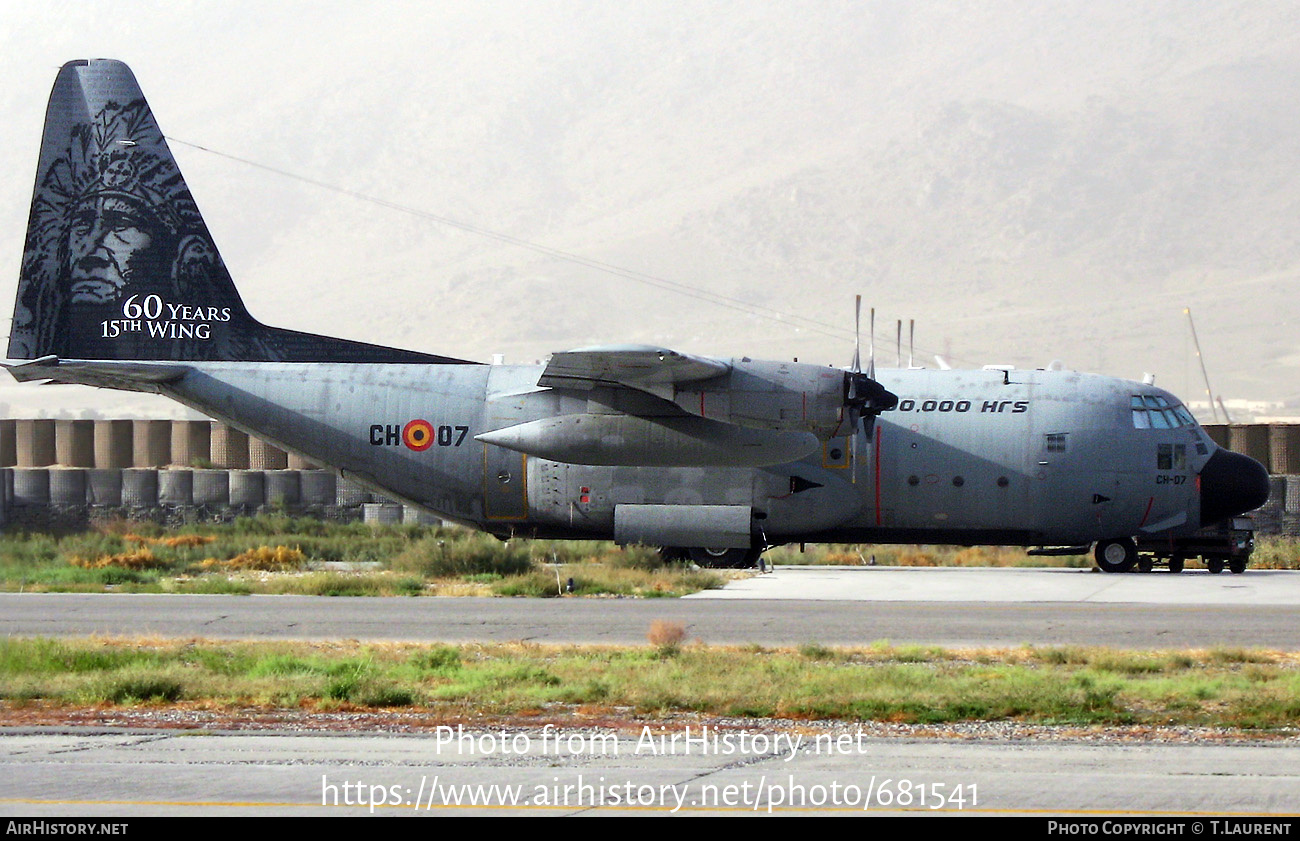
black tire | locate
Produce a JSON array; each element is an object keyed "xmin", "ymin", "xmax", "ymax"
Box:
[
  {"xmin": 688, "ymin": 546, "xmax": 762, "ymax": 569},
  {"xmin": 1207, "ymin": 558, "xmax": 1226, "ymax": 575},
  {"xmin": 1229, "ymin": 558, "xmax": 1247, "ymax": 574},
  {"xmin": 1094, "ymin": 538, "xmax": 1138, "ymax": 573},
  {"xmin": 657, "ymin": 547, "xmax": 689, "ymax": 564},
  {"xmin": 1168, "ymin": 555, "xmax": 1185, "ymax": 574}
]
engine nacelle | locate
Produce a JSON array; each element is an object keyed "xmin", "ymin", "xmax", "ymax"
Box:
[{"xmin": 674, "ymin": 358, "xmax": 851, "ymax": 440}]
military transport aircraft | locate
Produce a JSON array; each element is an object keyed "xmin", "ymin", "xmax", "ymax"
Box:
[{"xmin": 5, "ymin": 60, "xmax": 1271, "ymax": 572}]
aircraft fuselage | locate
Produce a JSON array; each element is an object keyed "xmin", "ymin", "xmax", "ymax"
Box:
[{"xmin": 147, "ymin": 361, "xmax": 1211, "ymax": 548}]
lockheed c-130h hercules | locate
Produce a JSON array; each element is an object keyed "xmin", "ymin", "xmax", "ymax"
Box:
[{"xmin": 5, "ymin": 60, "xmax": 1271, "ymax": 573}]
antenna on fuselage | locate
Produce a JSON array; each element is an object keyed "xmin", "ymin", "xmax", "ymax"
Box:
[
  {"xmin": 908, "ymin": 319, "xmax": 915, "ymax": 369},
  {"xmin": 896, "ymin": 320, "xmax": 902, "ymax": 368}
]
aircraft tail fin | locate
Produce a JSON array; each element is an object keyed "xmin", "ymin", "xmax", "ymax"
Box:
[{"xmin": 9, "ymin": 59, "xmax": 465, "ymax": 364}]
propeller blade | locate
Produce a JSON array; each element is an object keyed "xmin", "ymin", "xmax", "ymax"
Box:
[
  {"xmin": 867, "ymin": 307, "xmax": 876, "ymax": 379},
  {"xmin": 852, "ymin": 295, "xmax": 861, "ymax": 374}
]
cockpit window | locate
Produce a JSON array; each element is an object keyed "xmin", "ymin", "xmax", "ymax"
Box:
[
  {"xmin": 1132, "ymin": 394, "xmax": 1197, "ymax": 429},
  {"xmin": 1158, "ymin": 443, "xmax": 1187, "ymax": 470}
]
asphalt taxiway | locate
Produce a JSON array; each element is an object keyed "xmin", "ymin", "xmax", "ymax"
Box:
[{"xmin": 2, "ymin": 566, "xmax": 1298, "ymax": 649}]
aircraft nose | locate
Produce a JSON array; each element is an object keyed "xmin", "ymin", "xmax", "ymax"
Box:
[{"xmin": 1199, "ymin": 448, "xmax": 1270, "ymax": 527}]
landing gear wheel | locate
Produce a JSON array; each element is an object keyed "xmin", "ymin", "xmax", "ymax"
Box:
[
  {"xmin": 1137, "ymin": 555, "xmax": 1154, "ymax": 573},
  {"xmin": 1168, "ymin": 555, "xmax": 1185, "ymax": 574},
  {"xmin": 1094, "ymin": 538, "xmax": 1138, "ymax": 573},
  {"xmin": 657, "ymin": 547, "xmax": 689, "ymax": 565},
  {"xmin": 1207, "ymin": 558, "xmax": 1226, "ymax": 575},
  {"xmin": 1229, "ymin": 559, "xmax": 1247, "ymax": 574},
  {"xmin": 687, "ymin": 546, "xmax": 762, "ymax": 569}
]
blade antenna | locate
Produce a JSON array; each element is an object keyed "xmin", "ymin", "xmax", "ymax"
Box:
[{"xmin": 909, "ymin": 319, "xmax": 915, "ymax": 369}]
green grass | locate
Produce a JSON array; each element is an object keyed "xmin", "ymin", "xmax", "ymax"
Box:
[
  {"xmin": 0, "ymin": 517, "xmax": 724, "ymax": 597},
  {"xmin": 2, "ymin": 637, "xmax": 1298, "ymax": 730},
  {"xmin": 2, "ymin": 516, "xmax": 1297, "ymax": 598}
]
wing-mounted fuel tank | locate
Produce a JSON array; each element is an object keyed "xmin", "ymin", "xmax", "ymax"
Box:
[{"xmin": 476, "ymin": 346, "xmax": 896, "ymax": 468}]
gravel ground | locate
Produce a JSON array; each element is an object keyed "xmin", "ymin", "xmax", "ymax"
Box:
[{"xmin": 3, "ymin": 704, "xmax": 1297, "ymax": 745}]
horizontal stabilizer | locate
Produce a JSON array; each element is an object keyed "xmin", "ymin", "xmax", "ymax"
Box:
[{"xmin": 4, "ymin": 356, "xmax": 189, "ymax": 392}]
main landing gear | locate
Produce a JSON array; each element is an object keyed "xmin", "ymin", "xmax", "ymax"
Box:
[{"xmin": 660, "ymin": 546, "xmax": 764, "ymax": 568}]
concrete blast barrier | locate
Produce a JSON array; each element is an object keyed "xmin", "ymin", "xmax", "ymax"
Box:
[
  {"xmin": 265, "ymin": 471, "xmax": 301, "ymax": 507},
  {"xmin": 170, "ymin": 421, "xmax": 212, "ymax": 467},
  {"xmin": 133, "ymin": 420, "xmax": 171, "ymax": 467},
  {"xmin": 249, "ymin": 438, "xmax": 288, "ymax": 470},
  {"xmin": 1269, "ymin": 425, "xmax": 1300, "ymax": 475},
  {"xmin": 55, "ymin": 420, "xmax": 95, "ymax": 467},
  {"xmin": 1286, "ymin": 476, "xmax": 1300, "ymax": 515},
  {"xmin": 404, "ymin": 505, "xmax": 442, "ymax": 526},
  {"xmin": 191, "ymin": 469, "xmax": 230, "ymax": 505},
  {"xmin": 0, "ymin": 420, "xmax": 15, "ymax": 467},
  {"xmin": 1228, "ymin": 425, "xmax": 1270, "ymax": 468},
  {"xmin": 299, "ymin": 470, "xmax": 336, "ymax": 505},
  {"xmin": 211, "ymin": 424, "xmax": 249, "ymax": 469},
  {"xmin": 121, "ymin": 469, "xmax": 159, "ymax": 507},
  {"xmin": 94, "ymin": 421, "xmax": 134, "ymax": 469},
  {"xmin": 87, "ymin": 469, "xmax": 123, "ymax": 506},
  {"xmin": 11, "ymin": 467, "xmax": 49, "ymax": 506},
  {"xmin": 49, "ymin": 469, "xmax": 88, "ymax": 505},
  {"xmin": 16, "ymin": 420, "xmax": 56, "ymax": 467},
  {"xmin": 158, "ymin": 470, "xmax": 194, "ymax": 506},
  {"xmin": 229, "ymin": 470, "xmax": 265, "ymax": 506},
  {"xmin": 335, "ymin": 478, "xmax": 371, "ymax": 506},
  {"xmin": 363, "ymin": 503, "xmax": 403, "ymax": 525},
  {"xmin": 12, "ymin": 468, "xmax": 50, "ymax": 505}
]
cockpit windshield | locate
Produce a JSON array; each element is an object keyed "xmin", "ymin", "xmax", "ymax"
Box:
[{"xmin": 1131, "ymin": 394, "xmax": 1197, "ymax": 429}]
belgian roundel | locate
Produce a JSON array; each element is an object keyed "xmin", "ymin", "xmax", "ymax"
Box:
[{"xmin": 403, "ymin": 419, "xmax": 434, "ymax": 451}]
